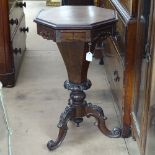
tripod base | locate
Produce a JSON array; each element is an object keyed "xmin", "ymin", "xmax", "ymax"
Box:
[{"xmin": 47, "ymin": 80, "xmax": 121, "ymax": 151}]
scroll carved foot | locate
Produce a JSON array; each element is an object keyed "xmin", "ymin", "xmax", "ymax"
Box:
[
  {"xmin": 85, "ymin": 103, "xmax": 121, "ymax": 138},
  {"xmin": 47, "ymin": 106, "xmax": 74, "ymax": 151}
]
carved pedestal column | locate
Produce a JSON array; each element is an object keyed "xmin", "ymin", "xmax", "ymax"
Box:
[{"xmin": 47, "ymin": 80, "xmax": 121, "ymax": 150}]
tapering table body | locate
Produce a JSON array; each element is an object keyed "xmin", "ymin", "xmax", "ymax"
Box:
[{"xmin": 34, "ymin": 6, "xmax": 121, "ymax": 150}]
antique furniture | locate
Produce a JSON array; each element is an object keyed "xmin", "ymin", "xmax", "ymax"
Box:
[
  {"xmin": 98, "ymin": 0, "xmax": 138, "ymax": 137},
  {"xmin": 0, "ymin": 0, "xmax": 28, "ymax": 87},
  {"xmin": 34, "ymin": 6, "xmax": 122, "ymax": 150}
]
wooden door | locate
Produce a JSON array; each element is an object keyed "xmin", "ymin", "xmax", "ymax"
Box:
[
  {"xmin": 131, "ymin": 0, "xmax": 153, "ymax": 154},
  {"xmin": 145, "ymin": 8, "xmax": 155, "ymax": 153}
]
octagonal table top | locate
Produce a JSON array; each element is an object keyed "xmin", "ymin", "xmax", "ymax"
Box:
[{"xmin": 34, "ymin": 6, "xmax": 117, "ymax": 30}]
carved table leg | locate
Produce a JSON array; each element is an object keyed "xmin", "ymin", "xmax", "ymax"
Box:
[
  {"xmin": 99, "ymin": 56, "xmax": 104, "ymax": 65},
  {"xmin": 47, "ymin": 106, "xmax": 74, "ymax": 150},
  {"xmin": 85, "ymin": 103, "xmax": 122, "ymax": 138},
  {"xmin": 47, "ymin": 80, "xmax": 121, "ymax": 151}
]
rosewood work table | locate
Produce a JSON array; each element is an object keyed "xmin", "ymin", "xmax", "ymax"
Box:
[{"xmin": 34, "ymin": 6, "xmax": 121, "ymax": 150}]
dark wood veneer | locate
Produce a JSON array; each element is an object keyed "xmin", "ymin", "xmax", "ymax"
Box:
[
  {"xmin": 0, "ymin": 0, "xmax": 27, "ymax": 87},
  {"xmin": 0, "ymin": 0, "xmax": 15, "ymax": 87}
]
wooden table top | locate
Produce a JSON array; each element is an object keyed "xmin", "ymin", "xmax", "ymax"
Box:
[{"xmin": 34, "ymin": 6, "xmax": 117, "ymax": 30}]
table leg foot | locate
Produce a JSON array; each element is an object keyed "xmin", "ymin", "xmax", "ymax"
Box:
[
  {"xmin": 72, "ymin": 117, "xmax": 83, "ymax": 127},
  {"xmin": 121, "ymin": 124, "xmax": 131, "ymax": 138},
  {"xmin": 99, "ymin": 57, "xmax": 104, "ymax": 65},
  {"xmin": 85, "ymin": 103, "xmax": 122, "ymax": 138},
  {"xmin": 47, "ymin": 106, "xmax": 73, "ymax": 151}
]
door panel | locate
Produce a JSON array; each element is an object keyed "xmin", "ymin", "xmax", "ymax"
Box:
[{"xmin": 131, "ymin": 0, "xmax": 152, "ymax": 154}]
